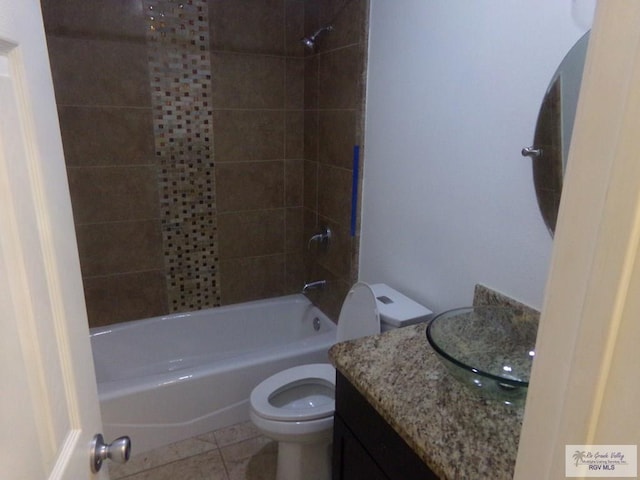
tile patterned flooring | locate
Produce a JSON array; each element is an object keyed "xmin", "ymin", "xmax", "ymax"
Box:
[{"xmin": 109, "ymin": 422, "xmax": 277, "ymax": 480}]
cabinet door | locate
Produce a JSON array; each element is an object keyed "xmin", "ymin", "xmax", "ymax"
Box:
[
  {"xmin": 333, "ymin": 414, "xmax": 389, "ymax": 480},
  {"xmin": 334, "ymin": 372, "xmax": 440, "ymax": 480}
]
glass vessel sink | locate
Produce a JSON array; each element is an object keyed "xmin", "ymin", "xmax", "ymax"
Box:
[{"xmin": 426, "ymin": 306, "xmax": 539, "ymax": 404}]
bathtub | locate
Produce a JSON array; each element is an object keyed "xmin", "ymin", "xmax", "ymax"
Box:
[{"xmin": 90, "ymin": 294, "xmax": 336, "ymax": 454}]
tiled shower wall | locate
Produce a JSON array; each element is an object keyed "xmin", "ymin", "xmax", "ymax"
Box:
[
  {"xmin": 210, "ymin": 0, "xmax": 307, "ymax": 305},
  {"xmin": 41, "ymin": 0, "xmax": 368, "ymax": 327},
  {"xmin": 42, "ymin": 1, "xmax": 168, "ymax": 327},
  {"xmin": 303, "ymin": 0, "xmax": 369, "ymax": 319}
]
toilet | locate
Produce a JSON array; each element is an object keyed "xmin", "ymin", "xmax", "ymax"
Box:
[{"xmin": 249, "ymin": 282, "xmax": 432, "ymax": 480}]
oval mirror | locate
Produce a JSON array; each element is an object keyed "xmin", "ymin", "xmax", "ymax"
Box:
[{"xmin": 525, "ymin": 32, "xmax": 590, "ymax": 236}]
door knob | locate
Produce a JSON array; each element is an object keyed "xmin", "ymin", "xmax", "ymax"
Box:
[
  {"xmin": 521, "ymin": 146, "xmax": 542, "ymax": 158},
  {"xmin": 90, "ymin": 433, "xmax": 131, "ymax": 473}
]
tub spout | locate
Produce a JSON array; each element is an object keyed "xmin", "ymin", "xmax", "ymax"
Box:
[{"xmin": 302, "ymin": 280, "xmax": 327, "ymax": 294}]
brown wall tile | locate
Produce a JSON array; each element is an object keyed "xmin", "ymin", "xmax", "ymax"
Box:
[
  {"xmin": 219, "ymin": 255, "xmax": 285, "ymax": 304},
  {"xmin": 67, "ymin": 165, "xmax": 159, "ymax": 224},
  {"xmin": 212, "ymin": 110, "xmax": 284, "ymax": 162},
  {"xmin": 303, "ymin": 0, "xmax": 320, "ymax": 47},
  {"xmin": 285, "ymin": 252, "xmax": 305, "ymax": 293},
  {"xmin": 285, "ymin": 111, "xmax": 304, "ymax": 159},
  {"xmin": 210, "ymin": 52, "xmax": 285, "ymax": 109},
  {"xmin": 319, "ymin": 110, "xmax": 357, "ymax": 169},
  {"xmin": 317, "ymin": 164, "xmax": 353, "ymax": 226},
  {"xmin": 58, "ymin": 106, "xmax": 154, "ymax": 167},
  {"xmin": 47, "ymin": 36, "xmax": 150, "ymax": 107},
  {"xmin": 303, "ymin": 111, "xmax": 319, "ymax": 161},
  {"xmin": 316, "ymin": 0, "xmax": 368, "ymax": 51},
  {"xmin": 286, "ymin": 58, "xmax": 304, "ymax": 109},
  {"xmin": 218, "ymin": 209, "xmax": 285, "ymax": 259},
  {"xmin": 285, "ymin": 207, "xmax": 304, "ymax": 252},
  {"xmin": 285, "ymin": 0, "xmax": 305, "ymax": 57},
  {"xmin": 76, "ymin": 220, "xmax": 163, "ymax": 277},
  {"xmin": 302, "ymin": 264, "xmax": 350, "ymax": 321},
  {"xmin": 302, "ymin": 1, "xmax": 368, "ymax": 319},
  {"xmin": 349, "ymin": 233, "xmax": 360, "ymax": 286},
  {"xmin": 209, "ymin": 0, "xmax": 285, "ymax": 55},
  {"xmin": 303, "ymin": 160, "xmax": 319, "ymax": 211},
  {"xmin": 303, "ymin": 208, "xmax": 319, "ymax": 257},
  {"xmin": 302, "ymin": 0, "xmax": 368, "ymax": 322},
  {"xmin": 318, "ymin": 45, "xmax": 364, "ymax": 109},
  {"xmin": 316, "ymin": 216, "xmax": 351, "ymax": 278},
  {"xmin": 304, "ymin": 56, "xmax": 319, "ymax": 109},
  {"xmin": 41, "ymin": 0, "xmax": 146, "ymax": 41},
  {"xmin": 285, "ymin": 159, "xmax": 304, "ymax": 207},
  {"xmin": 83, "ymin": 270, "xmax": 169, "ymax": 327},
  {"xmin": 216, "ymin": 161, "xmax": 285, "ymax": 212}
]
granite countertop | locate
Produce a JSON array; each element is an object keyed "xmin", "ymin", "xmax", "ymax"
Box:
[{"xmin": 329, "ymin": 322, "xmax": 525, "ymax": 480}]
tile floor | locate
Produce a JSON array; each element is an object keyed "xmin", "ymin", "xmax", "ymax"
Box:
[{"xmin": 109, "ymin": 421, "xmax": 277, "ymax": 480}]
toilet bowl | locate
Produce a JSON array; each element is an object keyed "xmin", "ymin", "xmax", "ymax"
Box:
[
  {"xmin": 249, "ymin": 363, "xmax": 335, "ymax": 441},
  {"xmin": 249, "ymin": 282, "xmax": 432, "ymax": 480}
]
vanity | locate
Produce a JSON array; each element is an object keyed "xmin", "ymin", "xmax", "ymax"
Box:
[{"xmin": 329, "ymin": 322, "xmax": 525, "ymax": 480}]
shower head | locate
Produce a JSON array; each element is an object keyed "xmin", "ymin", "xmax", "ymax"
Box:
[
  {"xmin": 301, "ymin": 36, "xmax": 316, "ymax": 50},
  {"xmin": 301, "ymin": 25, "xmax": 334, "ymax": 50}
]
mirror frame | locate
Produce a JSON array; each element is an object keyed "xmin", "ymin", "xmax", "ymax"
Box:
[{"xmin": 529, "ymin": 32, "xmax": 590, "ymax": 236}]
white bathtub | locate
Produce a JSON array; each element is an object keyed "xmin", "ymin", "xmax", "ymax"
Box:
[{"xmin": 90, "ymin": 294, "xmax": 336, "ymax": 454}]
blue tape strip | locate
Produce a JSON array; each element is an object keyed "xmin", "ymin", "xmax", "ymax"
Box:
[{"xmin": 350, "ymin": 145, "xmax": 360, "ymax": 237}]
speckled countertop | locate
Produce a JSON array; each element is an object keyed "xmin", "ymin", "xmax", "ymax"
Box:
[{"xmin": 329, "ymin": 322, "xmax": 525, "ymax": 480}]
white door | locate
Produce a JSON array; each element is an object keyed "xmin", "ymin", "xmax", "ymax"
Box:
[
  {"xmin": 516, "ymin": 2, "xmax": 640, "ymax": 478},
  {"xmin": 0, "ymin": 1, "xmax": 110, "ymax": 479}
]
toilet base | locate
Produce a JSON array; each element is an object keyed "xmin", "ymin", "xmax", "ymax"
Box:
[{"xmin": 276, "ymin": 439, "xmax": 332, "ymax": 480}]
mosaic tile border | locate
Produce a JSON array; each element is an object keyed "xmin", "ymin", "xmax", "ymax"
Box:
[{"xmin": 144, "ymin": 0, "xmax": 221, "ymax": 311}]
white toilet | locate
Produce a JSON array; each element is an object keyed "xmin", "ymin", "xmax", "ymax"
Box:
[{"xmin": 249, "ymin": 282, "xmax": 432, "ymax": 480}]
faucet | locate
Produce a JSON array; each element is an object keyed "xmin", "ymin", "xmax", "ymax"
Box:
[{"xmin": 302, "ymin": 280, "xmax": 327, "ymax": 294}]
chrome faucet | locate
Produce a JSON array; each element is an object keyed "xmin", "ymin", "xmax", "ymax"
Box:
[{"xmin": 302, "ymin": 280, "xmax": 327, "ymax": 293}]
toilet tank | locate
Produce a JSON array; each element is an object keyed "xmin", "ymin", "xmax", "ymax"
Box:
[{"xmin": 370, "ymin": 284, "xmax": 433, "ymax": 332}]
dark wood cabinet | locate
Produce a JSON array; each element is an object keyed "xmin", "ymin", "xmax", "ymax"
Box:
[
  {"xmin": 333, "ymin": 415, "xmax": 389, "ymax": 480},
  {"xmin": 332, "ymin": 371, "xmax": 439, "ymax": 480}
]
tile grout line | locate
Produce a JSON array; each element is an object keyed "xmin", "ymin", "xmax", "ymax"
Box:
[{"xmin": 113, "ymin": 425, "xmax": 268, "ymax": 479}]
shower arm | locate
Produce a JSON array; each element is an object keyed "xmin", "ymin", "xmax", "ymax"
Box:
[
  {"xmin": 301, "ymin": 25, "xmax": 335, "ymax": 50},
  {"xmin": 311, "ymin": 25, "xmax": 334, "ymax": 39},
  {"xmin": 302, "ymin": 0, "xmax": 354, "ymax": 48}
]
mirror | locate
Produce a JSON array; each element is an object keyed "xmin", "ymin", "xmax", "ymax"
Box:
[{"xmin": 524, "ymin": 32, "xmax": 590, "ymax": 236}]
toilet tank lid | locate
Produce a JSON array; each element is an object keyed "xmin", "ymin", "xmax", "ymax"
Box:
[{"xmin": 369, "ymin": 283, "xmax": 433, "ymax": 327}]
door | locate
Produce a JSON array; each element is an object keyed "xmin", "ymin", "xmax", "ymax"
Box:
[
  {"xmin": 0, "ymin": 1, "xmax": 107, "ymax": 478},
  {"xmin": 516, "ymin": 2, "xmax": 640, "ymax": 478}
]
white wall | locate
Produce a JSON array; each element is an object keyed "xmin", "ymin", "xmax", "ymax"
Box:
[{"xmin": 359, "ymin": 0, "xmax": 592, "ymax": 312}]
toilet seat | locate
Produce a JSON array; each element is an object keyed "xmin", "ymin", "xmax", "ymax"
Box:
[
  {"xmin": 250, "ymin": 363, "xmax": 336, "ymax": 422},
  {"xmin": 250, "ymin": 283, "xmax": 380, "ymax": 425}
]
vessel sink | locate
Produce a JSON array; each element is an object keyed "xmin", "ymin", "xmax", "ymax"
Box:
[{"xmin": 426, "ymin": 306, "xmax": 539, "ymax": 404}]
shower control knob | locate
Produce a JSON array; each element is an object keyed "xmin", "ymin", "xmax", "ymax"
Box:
[
  {"xmin": 307, "ymin": 225, "xmax": 332, "ymax": 250},
  {"xmin": 90, "ymin": 433, "xmax": 132, "ymax": 473}
]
